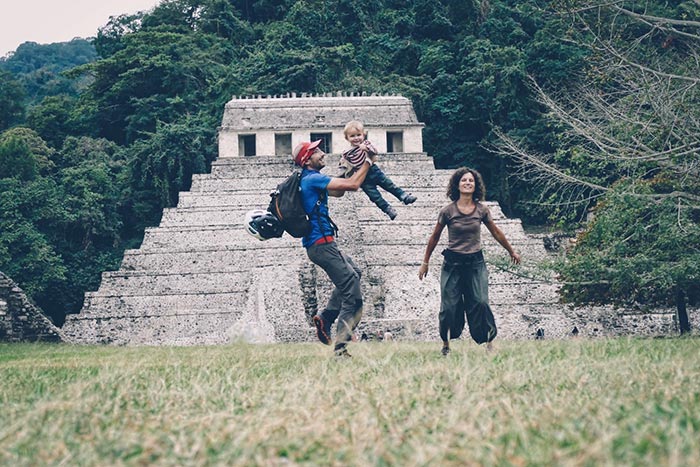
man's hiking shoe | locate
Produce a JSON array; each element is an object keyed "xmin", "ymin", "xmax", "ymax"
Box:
[
  {"xmin": 385, "ymin": 206, "xmax": 398, "ymax": 220},
  {"xmin": 313, "ymin": 315, "xmax": 331, "ymax": 345},
  {"xmin": 441, "ymin": 346, "xmax": 451, "ymax": 356},
  {"xmin": 402, "ymin": 194, "xmax": 417, "ymax": 205}
]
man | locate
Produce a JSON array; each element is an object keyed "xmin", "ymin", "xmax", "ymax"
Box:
[{"xmin": 293, "ymin": 139, "xmax": 372, "ymax": 357}]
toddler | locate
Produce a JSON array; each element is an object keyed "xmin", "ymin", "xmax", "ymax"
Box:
[{"xmin": 339, "ymin": 120, "xmax": 416, "ymax": 219}]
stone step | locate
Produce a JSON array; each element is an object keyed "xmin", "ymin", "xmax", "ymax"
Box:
[
  {"xmin": 357, "ymin": 224, "xmax": 533, "ymax": 247},
  {"xmin": 140, "ymin": 225, "xmax": 297, "ymax": 251},
  {"xmin": 111, "ymin": 245, "xmax": 551, "ymax": 286},
  {"xmin": 210, "ymin": 153, "xmax": 436, "ymax": 175},
  {"xmin": 82, "ymin": 290, "xmax": 249, "ymax": 317},
  {"xmin": 357, "ymin": 219, "xmax": 533, "ymax": 244},
  {"xmin": 94, "ymin": 270, "xmax": 250, "ymax": 296},
  {"xmin": 357, "ymin": 199, "xmax": 507, "ymax": 218},
  {"xmin": 136, "ymin": 226, "xmax": 541, "ymax": 260},
  {"xmin": 62, "ymin": 308, "xmax": 249, "ymax": 346},
  {"xmin": 212, "ymin": 152, "xmax": 432, "ymax": 165},
  {"xmin": 156, "ymin": 203, "xmax": 510, "ymax": 229},
  {"xmin": 176, "ymin": 188, "xmax": 508, "ymax": 222},
  {"xmin": 361, "ymin": 264, "xmax": 558, "ymax": 306},
  {"xmin": 189, "ymin": 173, "xmax": 453, "ymax": 193},
  {"xmin": 210, "ymin": 157, "xmax": 438, "ymax": 178},
  {"xmin": 121, "ymin": 246, "xmax": 306, "ymax": 273},
  {"xmin": 160, "ymin": 207, "xmax": 250, "ymax": 227},
  {"xmin": 177, "ymin": 192, "xmax": 272, "ymax": 209},
  {"xmin": 175, "ymin": 189, "xmax": 458, "ymax": 212}
]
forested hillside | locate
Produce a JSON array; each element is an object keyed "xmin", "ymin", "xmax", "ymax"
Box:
[
  {"xmin": 0, "ymin": 39, "xmax": 97, "ymax": 105},
  {"xmin": 1, "ymin": 0, "xmax": 698, "ymax": 326}
]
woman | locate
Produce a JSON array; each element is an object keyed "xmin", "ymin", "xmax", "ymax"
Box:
[{"xmin": 418, "ymin": 167, "xmax": 521, "ymax": 355}]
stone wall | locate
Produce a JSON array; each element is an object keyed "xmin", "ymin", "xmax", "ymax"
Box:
[{"xmin": 0, "ymin": 271, "xmax": 64, "ymax": 342}]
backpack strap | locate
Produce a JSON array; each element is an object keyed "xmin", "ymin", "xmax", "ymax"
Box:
[
  {"xmin": 311, "ymin": 191, "xmax": 338, "ymax": 237},
  {"xmin": 299, "ymin": 170, "xmax": 339, "ymax": 237}
]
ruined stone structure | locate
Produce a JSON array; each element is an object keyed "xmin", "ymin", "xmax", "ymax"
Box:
[
  {"xmin": 0, "ymin": 271, "xmax": 64, "ymax": 342},
  {"xmin": 218, "ymin": 93, "xmax": 424, "ymax": 157},
  {"xmin": 61, "ymin": 95, "xmax": 694, "ymax": 345}
]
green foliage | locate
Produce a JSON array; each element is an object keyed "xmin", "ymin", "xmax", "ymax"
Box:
[
  {"xmin": 559, "ymin": 182, "xmax": 700, "ymax": 306},
  {"xmin": 0, "ymin": 128, "xmax": 54, "ymax": 180},
  {"xmin": 496, "ymin": 1, "xmax": 700, "ymax": 308},
  {"xmin": 26, "ymin": 95, "xmax": 80, "ymax": 148},
  {"xmin": 0, "ymin": 70, "xmax": 25, "ymax": 130},
  {"xmin": 124, "ymin": 115, "xmax": 214, "ymax": 233},
  {"xmin": 0, "ymin": 132, "xmax": 127, "ymax": 323},
  {"xmin": 198, "ymin": 0, "xmax": 256, "ymax": 43},
  {"xmin": 0, "ymin": 178, "xmax": 68, "ymax": 308},
  {"xmin": 0, "ymin": 39, "xmax": 97, "ymax": 105},
  {"xmin": 0, "ymin": 135, "xmax": 36, "ymax": 181},
  {"xmin": 84, "ymin": 28, "xmax": 234, "ymax": 144}
]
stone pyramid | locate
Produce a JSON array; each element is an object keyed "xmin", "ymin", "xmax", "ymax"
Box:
[{"xmin": 62, "ymin": 150, "xmax": 588, "ymax": 345}]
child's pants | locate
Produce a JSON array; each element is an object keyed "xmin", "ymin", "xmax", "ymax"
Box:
[{"xmin": 361, "ymin": 165, "xmax": 406, "ymax": 211}]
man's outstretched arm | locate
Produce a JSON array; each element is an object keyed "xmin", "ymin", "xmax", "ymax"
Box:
[{"xmin": 327, "ymin": 160, "xmax": 371, "ymax": 197}]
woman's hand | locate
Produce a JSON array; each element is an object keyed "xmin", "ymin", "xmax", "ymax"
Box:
[
  {"xmin": 418, "ymin": 263, "xmax": 429, "ymax": 280},
  {"xmin": 510, "ymin": 251, "xmax": 521, "ymax": 265}
]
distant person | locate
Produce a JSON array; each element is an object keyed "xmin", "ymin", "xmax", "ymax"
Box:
[
  {"xmin": 418, "ymin": 167, "xmax": 521, "ymax": 355},
  {"xmin": 294, "ymin": 139, "xmax": 371, "ymax": 358},
  {"xmin": 339, "ymin": 120, "xmax": 417, "ymax": 220}
]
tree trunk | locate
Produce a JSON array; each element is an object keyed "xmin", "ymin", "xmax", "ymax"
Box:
[{"xmin": 675, "ymin": 288, "xmax": 691, "ymax": 335}]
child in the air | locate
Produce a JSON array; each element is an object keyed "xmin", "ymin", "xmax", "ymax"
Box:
[{"xmin": 339, "ymin": 120, "xmax": 417, "ymax": 220}]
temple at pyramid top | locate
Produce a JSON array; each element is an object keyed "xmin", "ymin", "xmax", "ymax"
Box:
[{"xmin": 218, "ymin": 94, "xmax": 425, "ymax": 157}]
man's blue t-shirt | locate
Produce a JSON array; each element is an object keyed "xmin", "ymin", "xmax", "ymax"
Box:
[{"xmin": 300, "ymin": 169, "xmax": 334, "ymax": 248}]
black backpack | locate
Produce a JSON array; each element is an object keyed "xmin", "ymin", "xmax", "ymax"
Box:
[
  {"xmin": 268, "ymin": 170, "xmax": 337, "ymax": 238},
  {"xmin": 268, "ymin": 170, "xmax": 311, "ymax": 238}
]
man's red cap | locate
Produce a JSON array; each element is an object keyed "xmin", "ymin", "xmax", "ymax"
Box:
[{"xmin": 293, "ymin": 140, "xmax": 322, "ymax": 166}]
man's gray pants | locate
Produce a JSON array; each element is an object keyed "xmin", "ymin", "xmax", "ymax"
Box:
[{"xmin": 306, "ymin": 242, "xmax": 363, "ymax": 346}]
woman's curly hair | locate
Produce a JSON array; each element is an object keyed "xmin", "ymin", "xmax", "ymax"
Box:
[{"xmin": 446, "ymin": 167, "xmax": 486, "ymax": 202}]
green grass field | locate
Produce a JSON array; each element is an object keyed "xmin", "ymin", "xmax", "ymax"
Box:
[{"xmin": 1, "ymin": 338, "xmax": 698, "ymax": 466}]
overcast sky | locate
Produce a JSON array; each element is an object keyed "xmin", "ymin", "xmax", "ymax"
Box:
[{"xmin": 1, "ymin": 0, "xmax": 162, "ymax": 57}]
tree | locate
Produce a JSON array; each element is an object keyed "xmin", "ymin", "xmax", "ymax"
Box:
[
  {"xmin": 0, "ymin": 70, "xmax": 25, "ymax": 130},
  {"xmin": 0, "ymin": 127, "xmax": 55, "ymax": 180},
  {"xmin": 124, "ymin": 114, "xmax": 214, "ymax": 234},
  {"xmin": 26, "ymin": 95, "xmax": 79, "ymax": 149},
  {"xmin": 0, "ymin": 177, "xmax": 69, "ymax": 323},
  {"xmin": 492, "ymin": 1, "xmax": 700, "ymax": 331},
  {"xmin": 0, "ymin": 39, "xmax": 97, "ymax": 105},
  {"xmin": 0, "ymin": 134, "xmax": 127, "ymax": 324},
  {"xmin": 85, "ymin": 25, "xmax": 233, "ymax": 144}
]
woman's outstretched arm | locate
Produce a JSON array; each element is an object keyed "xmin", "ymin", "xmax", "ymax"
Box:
[{"xmin": 419, "ymin": 222, "xmax": 445, "ymax": 280}]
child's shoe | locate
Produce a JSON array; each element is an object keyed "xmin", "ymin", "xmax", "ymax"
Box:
[
  {"xmin": 402, "ymin": 194, "xmax": 417, "ymax": 205},
  {"xmin": 384, "ymin": 206, "xmax": 397, "ymax": 220}
]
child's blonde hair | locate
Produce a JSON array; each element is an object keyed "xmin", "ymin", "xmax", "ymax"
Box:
[{"xmin": 343, "ymin": 120, "xmax": 364, "ymax": 138}]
